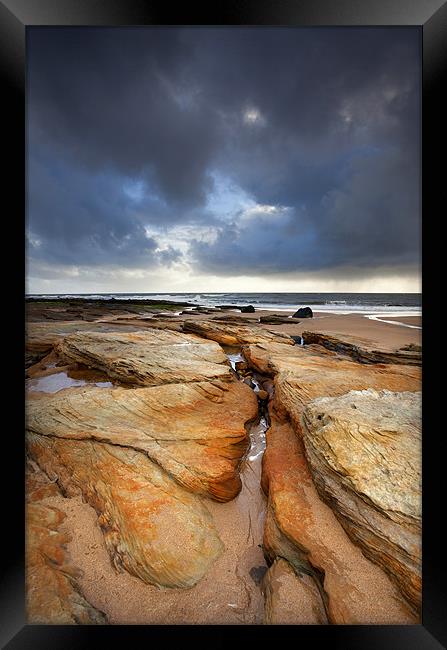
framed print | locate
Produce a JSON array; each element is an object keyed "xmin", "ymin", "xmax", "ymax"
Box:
[{"xmin": 1, "ymin": 0, "xmax": 446, "ymax": 648}]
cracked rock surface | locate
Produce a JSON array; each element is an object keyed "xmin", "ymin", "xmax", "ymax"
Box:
[{"xmin": 302, "ymin": 389, "xmax": 421, "ymax": 612}]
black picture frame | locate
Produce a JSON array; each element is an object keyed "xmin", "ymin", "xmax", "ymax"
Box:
[{"xmin": 2, "ymin": 1, "xmax": 445, "ymax": 648}]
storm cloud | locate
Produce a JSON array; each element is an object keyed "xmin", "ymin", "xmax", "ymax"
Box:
[{"xmin": 27, "ymin": 27, "xmax": 421, "ymax": 291}]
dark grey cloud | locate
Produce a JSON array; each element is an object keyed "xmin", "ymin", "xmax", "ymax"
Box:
[{"xmin": 27, "ymin": 27, "xmax": 420, "ymax": 278}]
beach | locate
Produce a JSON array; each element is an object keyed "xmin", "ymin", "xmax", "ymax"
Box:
[{"xmin": 25, "ymin": 298, "xmax": 422, "ymax": 625}]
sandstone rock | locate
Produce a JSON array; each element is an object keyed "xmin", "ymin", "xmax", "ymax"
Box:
[
  {"xmin": 102, "ymin": 317, "xmax": 185, "ymax": 332},
  {"xmin": 400, "ymin": 343, "xmax": 422, "ymax": 352},
  {"xmin": 182, "ymin": 320, "xmax": 294, "ymax": 347},
  {"xmin": 26, "ymin": 456, "xmax": 61, "ymax": 502},
  {"xmin": 257, "ymin": 389, "xmax": 269, "ymax": 401},
  {"xmin": 261, "ymin": 414, "xmax": 417, "ymax": 624},
  {"xmin": 293, "ymin": 307, "xmax": 313, "ymax": 318},
  {"xmin": 26, "ymin": 380, "xmax": 258, "ymax": 501},
  {"xmin": 27, "ymin": 433, "xmax": 224, "ymax": 589},
  {"xmin": 56, "ymin": 329, "xmax": 232, "ymax": 386},
  {"xmin": 262, "ymin": 558, "xmax": 328, "ymax": 625},
  {"xmin": 302, "ymin": 331, "xmax": 422, "ymax": 366},
  {"xmin": 25, "ymin": 460, "xmax": 106, "ymax": 624},
  {"xmin": 244, "ymin": 343, "xmax": 421, "ymax": 432},
  {"xmin": 25, "ymin": 321, "xmax": 143, "ymax": 368},
  {"xmin": 245, "ymin": 342, "xmax": 420, "ymax": 621},
  {"xmin": 302, "ymin": 389, "xmax": 421, "ymax": 612},
  {"xmin": 211, "ymin": 315, "xmax": 246, "ymax": 323}
]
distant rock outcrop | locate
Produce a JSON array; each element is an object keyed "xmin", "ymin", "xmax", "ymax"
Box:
[
  {"xmin": 240, "ymin": 305, "xmax": 255, "ymax": 313},
  {"xmin": 292, "ymin": 307, "xmax": 313, "ymax": 318},
  {"xmin": 259, "ymin": 315, "xmax": 294, "ymax": 325},
  {"xmin": 302, "ymin": 331, "xmax": 422, "ymax": 366}
]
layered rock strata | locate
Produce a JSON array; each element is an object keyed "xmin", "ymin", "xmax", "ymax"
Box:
[
  {"xmin": 261, "ymin": 412, "xmax": 417, "ymax": 624},
  {"xmin": 56, "ymin": 329, "xmax": 232, "ymax": 386},
  {"xmin": 26, "ymin": 460, "xmax": 107, "ymax": 624},
  {"xmin": 182, "ymin": 320, "xmax": 294, "ymax": 346},
  {"xmin": 244, "ymin": 342, "xmax": 421, "ymax": 621},
  {"xmin": 302, "ymin": 389, "xmax": 421, "ymax": 612},
  {"xmin": 244, "ymin": 343, "xmax": 421, "ymax": 431},
  {"xmin": 27, "ymin": 433, "xmax": 224, "ymax": 588},
  {"xmin": 26, "ymin": 321, "xmax": 143, "ymax": 368},
  {"xmin": 302, "ymin": 331, "xmax": 422, "ymax": 366},
  {"xmin": 26, "ymin": 380, "xmax": 258, "ymax": 501}
]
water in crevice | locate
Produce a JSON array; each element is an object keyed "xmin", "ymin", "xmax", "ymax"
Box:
[{"xmin": 26, "ymin": 372, "xmax": 113, "ymax": 393}]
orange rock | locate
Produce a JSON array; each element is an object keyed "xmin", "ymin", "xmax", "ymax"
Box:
[
  {"xmin": 25, "ymin": 461, "xmax": 106, "ymax": 624},
  {"xmin": 262, "ymin": 558, "xmax": 328, "ymax": 625},
  {"xmin": 244, "ymin": 342, "xmax": 420, "ymax": 433},
  {"xmin": 262, "ymin": 415, "xmax": 417, "ymax": 624},
  {"xmin": 302, "ymin": 389, "xmax": 421, "ymax": 612},
  {"xmin": 25, "ymin": 320, "xmax": 144, "ymax": 367},
  {"xmin": 56, "ymin": 329, "xmax": 232, "ymax": 386},
  {"xmin": 27, "ymin": 433, "xmax": 224, "ymax": 589},
  {"xmin": 301, "ymin": 330, "xmax": 421, "ymax": 365},
  {"xmin": 26, "ymin": 380, "xmax": 258, "ymax": 501},
  {"xmin": 183, "ymin": 320, "xmax": 294, "ymax": 346},
  {"xmin": 245, "ymin": 342, "xmax": 421, "ymax": 623}
]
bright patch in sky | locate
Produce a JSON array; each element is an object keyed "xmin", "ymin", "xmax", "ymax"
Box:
[
  {"xmin": 243, "ymin": 107, "xmax": 265, "ymax": 125},
  {"xmin": 123, "ymin": 179, "xmax": 145, "ymax": 202}
]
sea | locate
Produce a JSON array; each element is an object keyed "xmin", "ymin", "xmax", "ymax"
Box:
[{"xmin": 27, "ymin": 292, "xmax": 422, "ymax": 316}]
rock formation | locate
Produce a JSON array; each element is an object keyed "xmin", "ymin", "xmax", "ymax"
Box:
[
  {"xmin": 243, "ymin": 343, "xmax": 421, "ymax": 432},
  {"xmin": 26, "ymin": 321, "xmax": 143, "ymax": 368},
  {"xmin": 26, "ymin": 380, "xmax": 258, "ymax": 501},
  {"xmin": 259, "ymin": 315, "xmax": 294, "ymax": 325},
  {"xmin": 56, "ymin": 329, "xmax": 232, "ymax": 386},
  {"xmin": 302, "ymin": 331, "xmax": 422, "ymax": 366},
  {"xmin": 302, "ymin": 389, "xmax": 421, "ymax": 612},
  {"xmin": 24, "ymin": 299, "xmax": 423, "ymax": 625},
  {"xmin": 292, "ymin": 307, "xmax": 313, "ymax": 318},
  {"xmin": 244, "ymin": 341, "xmax": 421, "ymax": 620},
  {"xmin": 26, "ymin": 460, "xmax": 107, "ymax": 624},
  {"xmin": 27, "ymin": 432, "xmax": 224, "ymax": 589},
  {"xmin": 182, "ymin": 320, "xmax": 294, "ymax": 346},
  {"xmin": 261, "ymin": 412, "xmax": 417, "ymax": 624},
  {"xmin": 262, "ymin": 558, "xmax": 328, "ymax": 624}
]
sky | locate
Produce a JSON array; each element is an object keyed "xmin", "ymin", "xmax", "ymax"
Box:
[{"xmin": 26, "ymin": 27, "xmax": 421, "ymax": 294}]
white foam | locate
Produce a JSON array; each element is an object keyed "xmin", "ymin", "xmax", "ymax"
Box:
[{"xmin": 365, "ymin": 313, "xmax": 422, "ymax": 329}]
